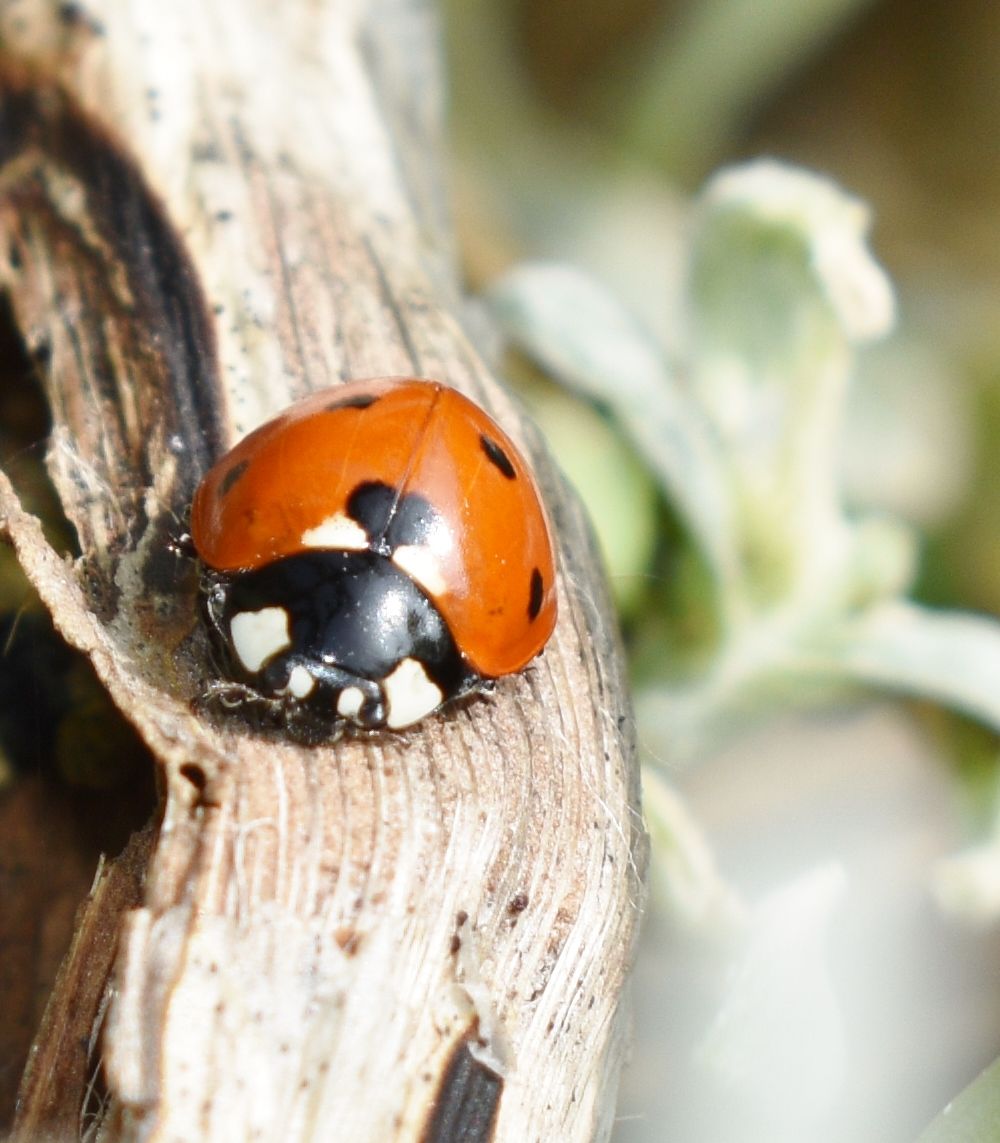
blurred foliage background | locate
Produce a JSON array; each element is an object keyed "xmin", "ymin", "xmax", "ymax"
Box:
[{"xmin": 440, "ymin": 0, "xmax": 1000, "ymax": 1140}]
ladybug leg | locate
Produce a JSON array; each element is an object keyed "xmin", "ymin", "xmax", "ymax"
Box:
[
  {"xmin": 199, "ymin": 572, "xmax": 231, "ymax": 643},
  {"xmin": 192, "ymin": 678, "xmax": 291, "ymax": 737},
  {"xmin": 167, "ymin": 529, "xmax": 197, "ymax": 560},
  {"xmin": 192, "ymin": 677, "xmax": 345, "ymax": 744},
  {"xmin": 198, "ymin": 678, "xmax": 270, "ymax": 710},
  {"xmin": 195, "ymin": 574, "xmax": 243, "ymax": 681}
]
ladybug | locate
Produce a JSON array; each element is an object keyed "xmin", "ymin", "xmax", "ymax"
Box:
[{"xmin": 190, "ymin": 377, "xmax": 557, "ymax": 735}]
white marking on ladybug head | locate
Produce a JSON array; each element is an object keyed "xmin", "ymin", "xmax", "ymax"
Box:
[
  {"xmin": 281, "ymin": 664, "xmax": 315, "ymax": 699},
  {"xmin": 301, "ymin": 513, "xmax": 368, "ymax": 551},
  {"xmin": 383, "ymin": 658, "xmax": 443, "ymax": 729},
  {"xmin": 230, "ymin": 607, "xmax": 292, "ymax": 673},
  {"xmin": 392, "ymin": 545, "xmax": 448, "ymax": 597},
  {"xmin": 337, "ymin": 686, "xmax": 365, "ymax": 720}
]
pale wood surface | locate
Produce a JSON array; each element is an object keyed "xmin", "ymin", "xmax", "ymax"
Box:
[{"xmin": 0, "ymin": 2, "xmax": 647, "ymax": 1140}]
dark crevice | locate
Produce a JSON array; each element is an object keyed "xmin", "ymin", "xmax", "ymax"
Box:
[
  {"xmin": 421, "ymin": 1027, "xmax": 503, "ymax": 1143},
  {"xmin": 0, "ymin": 297, "xmax": 157, "ymax": 1131},
  {"xmin": 0, "ymin": 292, "xmax": 80, "ymax": 559},
  {"xmin": 0, "ymin": 76, "xmax": 227, "ymax": 506}
]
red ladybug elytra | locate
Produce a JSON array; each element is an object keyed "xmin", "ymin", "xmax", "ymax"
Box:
[{"xmin": 190, "ymin": 377, "xmax": 557, "ymax": 733}]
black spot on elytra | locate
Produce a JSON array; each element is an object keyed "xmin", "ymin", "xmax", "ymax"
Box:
[
  {"xmin": 219, "ymin": 458, "xmax": 250, "ymax": 497},
  {"xmin": 528, "ymin": 568, "xmax": 544, "ymax": 621},
  {"xmin": 347, "ymin": 481, "xmax": 442, "ymax": 552},
  {"xmin": 480, "ymin": 434, "xmax": 516, "ymax": 480},
  {"xmin": 346, "ymin": 482, "xmax": 395, "ymax": 541},
  {"xmin": 326, "ymin": 392, "xmax": 379, "ymax": 412}
]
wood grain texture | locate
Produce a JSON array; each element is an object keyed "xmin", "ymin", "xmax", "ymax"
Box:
[{"xmin": 0, "ymin": 2, "xmax": 647, "ymax": 1140}]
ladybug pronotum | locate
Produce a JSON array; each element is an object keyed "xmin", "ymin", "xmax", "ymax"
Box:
[{"xmin": 190, "ymin": 377, "xmax": 557, "ymax": 734}]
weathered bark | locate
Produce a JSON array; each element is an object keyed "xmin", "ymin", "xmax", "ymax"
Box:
[{"xmin": 0, "ymin": 2, "xmax": 646, "ymax": 1140}]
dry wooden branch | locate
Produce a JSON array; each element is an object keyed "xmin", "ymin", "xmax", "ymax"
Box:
[{"xmin": 0, "ymin": 2, "xmax": 646, "ymax": 1140}]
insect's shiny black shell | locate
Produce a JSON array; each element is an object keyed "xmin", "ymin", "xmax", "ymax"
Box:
[{"xmin": 202, "ymin": 550, "xmax": 480, "ymax": 731}]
